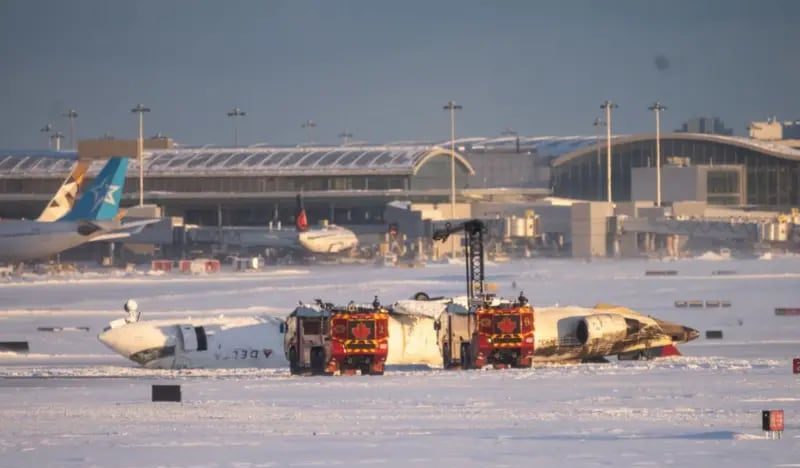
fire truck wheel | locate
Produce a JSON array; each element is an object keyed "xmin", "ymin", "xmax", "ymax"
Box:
[
  {"xmin": 460, "ymin": 343, "xmax": 471, "ymax": 370},
  {"xmin": 288, "ymin": 347, "xmax": 300, "ymax": 375},
  {"xmin": 310, "ymin": 347, "xmax": 326, "ymax": 375},
  {"xmin": 367, "ymin": 362, "xmax": 384, "ymax": 376}
]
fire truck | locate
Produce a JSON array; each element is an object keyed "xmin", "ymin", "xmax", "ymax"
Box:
[
  {"xmin": 281, "ymin": 298, "xmax": 389, "ymax": 375},
  {"xmin": 432, "ymin": 220, "xmax": 535, "ymax": 369}
]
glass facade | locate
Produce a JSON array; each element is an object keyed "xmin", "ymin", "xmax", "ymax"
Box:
[{"xmin": 552, "ymin": 138, "xmax": 800, "ymax": 207}]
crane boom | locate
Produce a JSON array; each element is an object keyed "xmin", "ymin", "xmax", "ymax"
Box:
[{"xmin": 432, "ymin": 220, "xmax": 486, "ymax": 304}]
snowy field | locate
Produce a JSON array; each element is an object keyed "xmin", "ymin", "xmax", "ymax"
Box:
[{"xmin": 1, "ymin": 257, "xmax": 799, "ymax": 467}]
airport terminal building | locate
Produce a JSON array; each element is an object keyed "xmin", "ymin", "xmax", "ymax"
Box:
[
  {"xmin": 0, "ymin": 133, "xmax": 798, "ymax": 230},
  {"xmin": 550, "ymin": 133, "xmax": 800, "ymax": 208}
]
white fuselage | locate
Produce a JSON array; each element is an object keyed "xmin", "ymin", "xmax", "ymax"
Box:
[
  {"xmin": 98, "ymin": 316, "xmax": 287, "ymax": 369},
  {"xmin": 0, "ymin": 220, "xmax": 95, "ymax": 262},
  {"xmin": 297, "ymin": 226, "xmax": 358, "ymax": 254},
  {"xmin": 98, "ymin": 303, "xmax": 697, "ymax": 369}
]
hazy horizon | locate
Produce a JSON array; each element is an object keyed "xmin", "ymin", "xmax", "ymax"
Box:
[{"xmin": 1, "ymin": 0, "xmax": 798, "ymax": 148}]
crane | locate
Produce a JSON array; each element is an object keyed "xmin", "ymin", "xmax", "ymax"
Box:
[{"xmin": 432, "ymin": 219, "xmax": 486, "ymax": 305}]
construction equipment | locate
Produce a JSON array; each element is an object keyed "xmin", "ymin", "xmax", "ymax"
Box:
[
  {"xmin": 282, "ymin": 297, "xmax": 389, "ymax": 375},
  {"xmin": 432, "ymin": 220, "xmax": 535, "ymax": 369}
]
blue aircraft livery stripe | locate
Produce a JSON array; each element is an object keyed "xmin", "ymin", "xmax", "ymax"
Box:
[{"xmin": 59, "ymin": 157, "xmax": 129, "ymax": 221}]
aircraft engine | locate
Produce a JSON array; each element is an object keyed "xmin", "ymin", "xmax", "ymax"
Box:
[{"xmin": 575, "ymin": 314, "xmax": 632, "ymax": 346}]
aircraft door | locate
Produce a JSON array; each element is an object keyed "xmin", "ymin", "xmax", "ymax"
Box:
[{"xmin": 179, "ymin": 324, "xmax": 199, "ymax": 352}]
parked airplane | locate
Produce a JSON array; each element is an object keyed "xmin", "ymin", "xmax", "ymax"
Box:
[
  {"xmin": 0, "ymin": 157, "xmax": 156, "ymax": 263},
  {"xmin": 97, "ymin": 296, "xmax": 698, "ymax": 369},
  {"xmin": 185, "ymin": 194, "xmax": 359, "ymax": 256},
  {"xmin": 36, "ymin": 159, "xmax": 90, "ymax": 222}
]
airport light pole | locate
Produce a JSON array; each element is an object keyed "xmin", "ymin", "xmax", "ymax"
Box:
[
  {"xmin": 648, "ymin": 101, "xmax": 667, "ymax": 207},
  {"xmin": 227, "ymin": 107, "xmax": 246, "ymax": 146},
  {"xmin": 502, "ymin": 127, "xmax": 520, "ymax": 153},
  {"xmin": 62, "ymin": 109, "xmax": 78, "ymax": 150},
  {"xmin": 338, "ymin": 130, "xmax": 353, "ymax": 146},
  {"xmin": 302, "ymin": 120, "xmax": 316, "ymax": 145},
  {"xmin": 131, "ymin": 104, "xmax": 150, "ymax": 206},
  {"xmin": 40, "ymin": 124, "xmax": 52, "ymax": 149},
  {"xmin": 600, "ymin": 100, "xmax": 618, "ymax": 203},
  {"xmin": 50, "ymin": 131, "xmax": 64, "ymax": 151},
  {"xmin": 444, "ymin": 101, "xmax": 462, "ymax": 258},
  {"xmin": 593, "ymin": 117, "xmax": 606, "ymax": 200}
]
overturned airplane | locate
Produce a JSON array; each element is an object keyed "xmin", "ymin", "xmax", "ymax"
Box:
[{"xmin": 98, "ymin": 296, "xmax": 698, "ymax": 370}]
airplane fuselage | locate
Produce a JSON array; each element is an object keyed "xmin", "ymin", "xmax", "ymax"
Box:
[
  {"xmin": 98, "ymin": 304, "xmax": 698, "ymax": 369},
  {"xmin": 0, "ymin": 220, "xmax": 96, "ymax": 262}
]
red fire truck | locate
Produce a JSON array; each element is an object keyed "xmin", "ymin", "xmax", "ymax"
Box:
[
  {"xmin": 282, "ymin": 298, "xmax": 389, "ymax": 375},
  {"xmin": 432, "ymin": 220, "xmax": 535, "ymax": 369}
]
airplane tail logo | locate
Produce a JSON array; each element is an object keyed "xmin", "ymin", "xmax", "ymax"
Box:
[
  {"xmin": 59, "ymin": 157, "xmax": 129, "ymax": 221},
  {"xmin": 37, "ymin": 159, "xmax": 91, "ymax": 222},
  {"xmin": 295, "ymin": 194, "xmax": 309, "ymax": 232}
]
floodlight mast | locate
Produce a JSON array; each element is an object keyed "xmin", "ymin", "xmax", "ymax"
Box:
[
  {"xmin": 227, "ymin": 107, "xmax": 246, "ymax": 146},
  {"xmin": 600, "ymin": 100, "xmax": 618, "ymax": 202},
  {"xmin": 62, "ymin": 109, "xmax": 78, "ymax": 150},
  {"xmin": 593, "ymin": 117, "xmax": 606, "ymax": 200},
  {"xmin": 648, "ymin": 101, "xmax": 667, "ymax": 207},
  {"xmin": 131, "ymin": 104, "xmax": 151, "ymax": 206},
  {"xmin": 443, "ymin": 101, "xmax": 463, "ymax": 258}
]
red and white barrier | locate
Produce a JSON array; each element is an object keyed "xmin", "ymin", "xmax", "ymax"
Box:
[
  {"xmin": 179, "ymin": 259, "xmax": 220, "ymax": 274},
  {"xmin": 150, "ymin": 260, "xmax": 173, "ymax": 273}
]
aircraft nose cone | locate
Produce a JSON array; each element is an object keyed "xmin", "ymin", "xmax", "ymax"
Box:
[
  {"xmin": 97, "ymin": 327, "xmax": 126, "ymax": 354},
  {"xmin": 685, "ymin": 326, "xmax": 700, "ymax": 342}
]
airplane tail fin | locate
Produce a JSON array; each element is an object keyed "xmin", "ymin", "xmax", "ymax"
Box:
[
  {"xmin": 59, "ymin": 157, "xmax": 129, "ymax": 221},
  {"xmin": 656, "ymin": 344, "xmax": 681, "ymax": 357},
  {"xmin": 295, "ymin": 194, "xmax": 309, "ymax": 232},
  {"xmin": 37, "ymin": 159, "xmax": 91, "ymax": 222}
]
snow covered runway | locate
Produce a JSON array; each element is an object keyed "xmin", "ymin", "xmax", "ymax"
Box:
[{"xmin": 1, "ymin": 258, "xmax": 799, "ymax": 466}]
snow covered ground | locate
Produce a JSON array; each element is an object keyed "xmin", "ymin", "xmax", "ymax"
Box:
[{"xmin": 1, "ymin": 257, "xmax": 799, "ymax": 467}]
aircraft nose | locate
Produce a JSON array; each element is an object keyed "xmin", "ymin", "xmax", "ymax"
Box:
[
  {"xmin": 97, "ymin": 327, "xmax": 128, "ymax": 355},
  {"xmin": 684, "ymin": 326, "xmax": 700, "ymax": 342}
]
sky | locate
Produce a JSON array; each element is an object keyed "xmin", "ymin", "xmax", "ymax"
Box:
[{"xmin": 1, "ymin": 0, "xmax": 798, "ymax": 148}]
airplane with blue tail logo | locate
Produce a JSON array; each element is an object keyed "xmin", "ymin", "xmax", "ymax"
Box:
[{"xmin": 0, "ymin": 156, "xmax": 158, "ymax": 263}]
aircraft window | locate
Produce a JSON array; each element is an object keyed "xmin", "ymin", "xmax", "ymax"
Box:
[
  {"xmin": 280, "ymin": 152, "xmax": 307, "ymax": 167},
  {"xmin": 262, "ymin": 152, "xmax": 290, "ymax": 166},
  {"xmin": 244, "ymin": 152, "xmax": 272, "ymax": 167},
  {"xmin": 317, "ymin": 151, "xmax": 346, "ymax": 166},
  {"xmin": 297, "ymin": 151, "xmax": 326, "ymax": 167},
  {"xmin": 354, "ymin": 151, "xmax": 384, "ymax": 166},
  {"xmin": 335, "ymin": 151, "xmax": 365, "ymax": 166},
  {"xmin": 194, "ymin": 326, "xmax": 208, "ymax": 351},
  {"xmin": 129, "ymin": 346, "xmax": 176, "ymax": 365},
  {"xmin": 223, "ymin": 152, "xmax": 250, "ymax": 167},
  {"xmin": 205, "ymin": 153, "xmax": 234, "ymax": 167},
  {"xmin": 186, "ymin": 153, "xmax": 214, "ymax": 168}
]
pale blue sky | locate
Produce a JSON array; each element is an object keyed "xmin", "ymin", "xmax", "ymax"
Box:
[{"xmin": 1, "ymin": 0, "xmax": 798, "ymax": 148}]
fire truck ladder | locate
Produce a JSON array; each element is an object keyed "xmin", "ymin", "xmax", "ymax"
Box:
[{"xmin": 432, "ymin": 219, "xmax": 486, "ymax": 305}]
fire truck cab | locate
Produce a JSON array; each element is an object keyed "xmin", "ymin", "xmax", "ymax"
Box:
[
  {"xmin": 281, "ymin": 298, "xmax": 389, "ymax": 375},
  {"xmin": 437, "ymin": 293, "xmax": 535, "ymax": 369}
]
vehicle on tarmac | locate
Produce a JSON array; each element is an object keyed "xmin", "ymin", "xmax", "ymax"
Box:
[
  {"xmin": 434, "ymin": 292, "xmax": 534, "ymax": 369},
  {"xmin": 281, "ymin": 298, "xmax": 389, "ymax": 375},
  {"xmin": 429, "ymin": 220, "xmax": 537, "ymax": 369}
]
